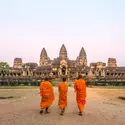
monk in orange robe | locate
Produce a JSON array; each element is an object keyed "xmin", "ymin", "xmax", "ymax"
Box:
[
  {"xmin": 58, "ymin": 77, "xmax": 68, "ymax": 115},
  {"xmin": 40, "ymin": 77, "xmax": 54, "ymax": 114},
  {"xmin": 74, "ymin": 75, "xmax": 86, "ymax": 116}
]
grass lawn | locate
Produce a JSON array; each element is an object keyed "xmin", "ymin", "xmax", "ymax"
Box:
[
  {"xmin": 93, "ymin": 86, "xmax": 125, "ymax": 89},
  {"xmin": 0, "ymin": 86, "xmax": 39, "ymax": 89}
]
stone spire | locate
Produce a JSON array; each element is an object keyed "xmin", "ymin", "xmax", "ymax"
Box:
[
  {"xmin": 78, "ymin": 47, "xmax": 87, "ymax": 66},
  {"xmin": 39, "ymin": 48, "xmax": 50, "ymax": 66},
  {"xmin": 79, "ymin": 47, "xmax": 87, "ymax": 59},
  {"xmin": 59, "ymin": 44, "xmax": 68, "ymax": 59},
  {"xmin": 13, "ymin": 58, "xmax": 23, "ymax": 68},
  {"xmin": 107, "ymin": 58, "xmax": 117, "ymax": 67},
  {"xmin": 40, "ymin": 48, "xmax": 48, "ymax": 59}
]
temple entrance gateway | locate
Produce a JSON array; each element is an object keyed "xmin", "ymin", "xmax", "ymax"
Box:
[
  {"xmin": 60, "ymin": 59, "xmax": 68, "ymax": 76},
  {"xmin": 52, "ymin": 68, "xmax": 58, "ymax": 76},
  {"xmin": 62, "ymin": 66, "xmax": 66, "ymax": 75}
]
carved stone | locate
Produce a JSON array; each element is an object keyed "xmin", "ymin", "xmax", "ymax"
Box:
[
  {"xmin": 108, "ymin": 58, "xmax": 117, "ymax": 67},
  {"xmin": 13, "ymin": 58, "xmax": 23, "ymax": 69}
]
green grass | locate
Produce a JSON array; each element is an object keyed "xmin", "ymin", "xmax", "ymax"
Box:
[
  {"xmin": 19, "ymin": 84, "xmax": 25, "ymax": 86},
  {"xmin": 94, "ymin": 86, "xmax": 125, "ymax": 89},
  {"xmin": 0, "ymin": 86, "xmax": 39, "ymax": 89},
  {"xmin": 68, "ymin": 83, "xmax": 72, "ymax": 87},
  {"xmin": 51, "ymin": 82, "xmax": 56, "ymax": 86}
]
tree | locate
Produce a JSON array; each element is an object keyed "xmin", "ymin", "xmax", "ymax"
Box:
[{"xmin": 0, "ymin": 62, "xmax": 10, "ymax": 77}]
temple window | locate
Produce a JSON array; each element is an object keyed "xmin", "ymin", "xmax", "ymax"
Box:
[
  {"xmin": 18, "ymin": 73, "xmax": 20, "ymax": 76},
  {"xmin": 27, "ymin": 71, "xmax": 28, "ymax": 76}
]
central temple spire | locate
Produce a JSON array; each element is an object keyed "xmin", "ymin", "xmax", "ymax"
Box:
[
  {"xmin": 79, "ymin": 47, "xmax": 86, "ymax": 59},
  {"xmin": 59, "ymin": 44, "xmax": 68, "ymax": 59},
  {"xmin": 40, "ymin": 48, "xmax": 48, "ymax": 59}
]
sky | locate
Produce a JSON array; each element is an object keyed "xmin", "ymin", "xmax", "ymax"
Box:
[{"xmin": 0, "ymin": 0, "xmax": 125, "ymax": 66}]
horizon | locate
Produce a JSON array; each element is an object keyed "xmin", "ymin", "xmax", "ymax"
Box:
[
  {"xmin": 1, "ymin": 43, "xmax": 124, "ymax": 67},
  {"xmin": 0, "ymin": 0, "xmax": 125, "ymax": 66}
]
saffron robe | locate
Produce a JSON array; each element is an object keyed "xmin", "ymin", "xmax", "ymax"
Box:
[
  {"xmin": 58, "ymin": 82, "xmax": 68, "ymax": 109},
  {"xmin": 40, "ymin": 81, "xmax": 54, "ymax": 108},
  {"xmin": 74, "ymin": 79, "xmax": 86, "ymax": 112}
]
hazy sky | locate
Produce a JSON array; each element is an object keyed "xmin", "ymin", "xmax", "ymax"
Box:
[{"xmin": 0, "ymin": 0, "xmax": 125, "ymax": 66}]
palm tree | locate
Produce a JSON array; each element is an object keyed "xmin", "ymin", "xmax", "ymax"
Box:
[{"xmin": 0, "ymin": 62, "xmax": 10, "ymax": 77}]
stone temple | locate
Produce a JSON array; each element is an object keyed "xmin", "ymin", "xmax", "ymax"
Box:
[
  {"xmin": 30, "ymin": 44, "xmax": 89, "ymax": 78},
  {"xmin": 0, "ymin": 44, "xmax": 125, "ymax": 85}
]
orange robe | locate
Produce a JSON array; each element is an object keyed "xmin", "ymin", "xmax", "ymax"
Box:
[
  {"xmin": 40, "ymin": 81, "xmax": 54, "ymax": 109},
  {"xmin": 74, "ymin": 79, "xmax": 86, "ymax": 112},
  {"xmin": 58, "ymin": 82, "xmax": 68, "ymax": 109}
]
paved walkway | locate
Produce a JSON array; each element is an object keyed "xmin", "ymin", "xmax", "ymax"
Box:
[{"xmin": 0, "ymin": 87, "xmax": 125, "ymax": 125}]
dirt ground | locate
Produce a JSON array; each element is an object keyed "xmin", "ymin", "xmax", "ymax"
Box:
[{"xmin": 0, "ymin": 87, "xmax": 125, "ymax": 125}]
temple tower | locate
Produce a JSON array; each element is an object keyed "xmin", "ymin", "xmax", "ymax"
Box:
[
  {"xmin": 58, "ymin": 44, "xmax": 68, "ymax": 76},
  {"xmin": 59, "ymin": 44, "xmax": 68, "ymax": 60},
  {"xmin": 107, "ymin": 58, "xmax": 117, "ymax": 67},
  {"xmin": 13, "ymin": 58, "xmax": 23, "ymax": 68},
  {"xmin": 78, "ymin": 47, "xmax": 87, "ymax": 66},
  {"xmin": 39, "ymin": 48, "xmax": 50, "ymax": 66}
]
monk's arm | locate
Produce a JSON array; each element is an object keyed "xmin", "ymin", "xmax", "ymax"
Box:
[
  {"xmin": 74, "ymin": 81, "xmax": 77, "ymax": 92},
  {"xmin": 84, "ymin": 82, "xmax": 87, "ymax": 97},
  {"xmin": 58, "ymin": 84, "xmax": 60, "ymax": 92},
  {"xmin": 40, "ymin": 83, "xmax": 43, "ymax": 96},
  {"xmin": 52, "ymin": 86, "xmax": 54, "ymax": 93},
  {"xmin": 67, "ymin": 85, "xmax": 68, "ymax": 92}
]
